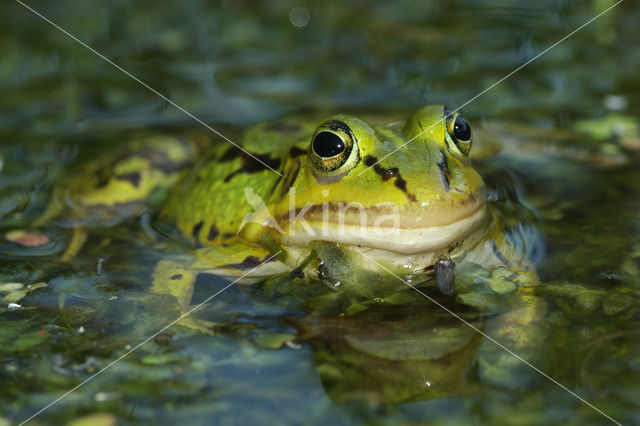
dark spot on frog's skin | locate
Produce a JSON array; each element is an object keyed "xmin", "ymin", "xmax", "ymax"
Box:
[
  {"xmin": 192, "ymin": 220, "xmax": 205, "ymax": 248},
  {"xmin": 289, "ymin": 146, "xmax": 306, "ymax": 158},
  {"xmin": 94, "ymin": 147, "xmax": 186, "ymax": 190},
  {"xmin": 269, "ymin": 164, "xmax": 287, "ymax": 193},
  {"xmin": 124, "ymin": 147, "xmax": 186, "ymax": 174},
  {"xmin": 436, "ymin": 150, "xmax": 451, "ymax": 191},
  {"xmin": 228, "ymin": 255, "xmax": 260, "ymax": 269},
  {"xmin": 382, "ymin": 168, "xmax": 398, "ymax": 180},
  {"xmin": 116, "ymin": 172, "xmax": 142, "ymax": 187},
  {"xmin": 170, "ymin": 274, "xmax": 183, "ymax": 280},
  {"xmin": 393, "ymin": 177, "xmax": 416, "ymax": 201},
  {"xmin": 220, "ymin": 147, "xmax": 241, "ymax": 162},
  {"xmin": 277, "ymin": 160, "xmax": 301, "ymax": 197},
  {"xmin": 223, "ymin": 233, "xmax": 235, "ymax": 239},
  {"xmin": 292, "ymin": 268, "xmax": 305, "ymax": 279},
  {"xmin": 207, "ymin": 225, "xmax": 219, "ymax": 241},
  {"xmin": 288, "ymin": 162, "xmax": 301, "ymax": 185},
  {"xmin": 363, "ymin": 155, "xmax": 417, "ymax": 202},
  {"xmin": 95, "ymin": 172, "xmax": 110, "ymax": 189},
  {"xmin": 225, "ymin": 254, "xmax": 277, "ymax": 270},
  {"xmin": 434, "ymin": 259, "xmax": 456, "ymax": 296},
  {"xmin": 223, "ymin": 152, "xmax": 281, "ymax": 182}
]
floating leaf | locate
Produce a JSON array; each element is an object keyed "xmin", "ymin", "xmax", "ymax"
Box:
[{"xmin": 5, "ymin": 230, "xmax": 50, "ymax": 247}]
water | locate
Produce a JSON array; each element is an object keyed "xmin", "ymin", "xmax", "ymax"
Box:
[{"xmin": 1, "ymin": 0, "xmax": 639, "ymax": 424}]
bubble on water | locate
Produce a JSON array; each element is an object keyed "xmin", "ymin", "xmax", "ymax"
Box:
[{"xmin": 289, "ymin": 7, "xmax": 310, "ymax": 28}]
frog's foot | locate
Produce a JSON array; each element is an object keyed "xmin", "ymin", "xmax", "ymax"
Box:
[
  {"xmin": 151, "ymin": 243, "xmax": 290, "ymax": 334},
  {"xmin": 151, "ymin": 259, "xmax": 217, "ymax": 333}
]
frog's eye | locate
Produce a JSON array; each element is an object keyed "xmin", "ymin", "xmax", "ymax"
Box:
[
  {"xmin": 445, "ymin": 110, "xmax": 472, "ymax": 155},
  {"xmin": 313, "ymin": 131, "xmax": 345, "ymax": 158},
  {"xmin": 309, "ymin": 120, "xmax": 359, "ymax": 175}
]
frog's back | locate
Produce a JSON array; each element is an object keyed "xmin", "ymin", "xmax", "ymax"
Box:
[{"xmin": 159, "ymin": 118, "xmax": 315, "ymax": 247}]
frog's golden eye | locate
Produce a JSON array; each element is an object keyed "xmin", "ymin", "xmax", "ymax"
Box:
[
  {"xmin": 445, "ymin": 110, "xmax": 472, "ymax": 155},
  {"xmin": 309, "ymin": 120, "xmax": 358, "ymax": 175}
]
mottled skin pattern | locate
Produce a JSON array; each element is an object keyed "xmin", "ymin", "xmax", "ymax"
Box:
[{"xmin": 39, "ymin": 135, "xmax": 197, "ymax": 228}]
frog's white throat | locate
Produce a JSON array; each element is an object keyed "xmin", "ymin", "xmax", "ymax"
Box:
[{"xmin": 279, "ymin": 206, "xmax": 487, "ymax": 255}]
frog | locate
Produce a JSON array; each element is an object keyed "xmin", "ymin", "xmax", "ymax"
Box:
[
  {"xmin": 36, "ymin": 105, "xmax": 549, "ymax": 386},
  {"xmin": 145, "ymin": 105, "xmax": 539, "ymax": 307}
]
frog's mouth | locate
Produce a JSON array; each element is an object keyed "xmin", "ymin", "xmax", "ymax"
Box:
[{"xmin": 279, "ymin": 204, "xmax": 487, "ymax": 255}]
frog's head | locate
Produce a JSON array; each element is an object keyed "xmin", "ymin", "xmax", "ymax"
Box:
[{"xmin": 268, "ymin": 105, "xmax": 487, "ymax": 254}]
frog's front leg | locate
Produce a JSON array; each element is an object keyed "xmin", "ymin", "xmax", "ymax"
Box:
[{"xmin": 150, "ymin": 243, "xmax": 290, "ymax": 333}]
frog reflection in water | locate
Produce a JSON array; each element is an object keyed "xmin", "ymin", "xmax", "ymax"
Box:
[{"xmin": 42, "ymin": 105, "xmax": 548, "ymax": 390}]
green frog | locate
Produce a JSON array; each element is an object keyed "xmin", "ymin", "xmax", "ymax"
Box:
[
  {"xmin": 149, "ymin": 104, "xmax": 536, "ymax": 301},
  {"xmin": 35, "ymin": 105, "xmax": 548, "ymax": 388}
]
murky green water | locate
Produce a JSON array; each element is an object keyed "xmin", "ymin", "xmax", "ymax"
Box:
[{"xmin": 1, "ymin": 1, "xmax": 639, "ymax": 424}]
